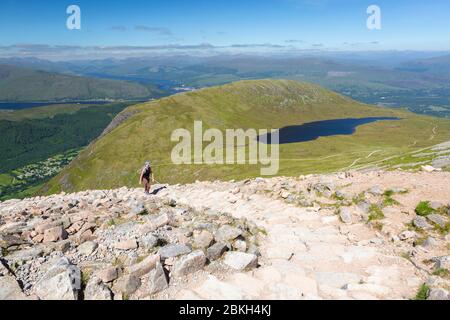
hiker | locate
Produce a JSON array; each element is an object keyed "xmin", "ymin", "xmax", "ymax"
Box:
[{"xmin": 139, "ymin": 161, "xmax": 155, "ymax": 194}]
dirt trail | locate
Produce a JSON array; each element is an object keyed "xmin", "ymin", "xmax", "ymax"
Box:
[{"xmin": 153, "ymin": 170, "xmax": 450, "ymax": 300}]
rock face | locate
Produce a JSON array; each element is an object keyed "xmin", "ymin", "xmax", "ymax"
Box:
[{"xmin": 34, "ymin": 258, "xmax": 81, "ymax": 300}]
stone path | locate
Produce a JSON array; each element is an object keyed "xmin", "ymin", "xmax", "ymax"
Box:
[{"xmin": 156, "ymin": 182, "xmax": 423, "ymax": 300}]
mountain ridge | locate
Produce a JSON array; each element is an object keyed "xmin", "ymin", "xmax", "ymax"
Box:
[
  {"xmin": 0, "ymin": 65, "xmax": 164, "ymax": 102},
  {"xmin": 42, "ymin": 79, "xmax": 450, "ymax": 194}
]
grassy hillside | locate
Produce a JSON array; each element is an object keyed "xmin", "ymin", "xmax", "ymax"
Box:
[
  {"xmin": 0, "ymin": 65, "xmax": 164, "ymax": 102},
  {"xmin": 0, "ymin": 103, "xmax": 94, "ymax": 121},
  {"xmin": 0, "ymin": 103, "xmax": 134, "ymax": 173},
  {"xmin": 42, "ymin": 79, "xmax": 450, "ymax": 194}
]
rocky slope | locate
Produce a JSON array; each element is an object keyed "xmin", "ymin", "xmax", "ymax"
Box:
[{"xmin": 1, "ymin": 169, "xmax": 449, "ymax": 300}]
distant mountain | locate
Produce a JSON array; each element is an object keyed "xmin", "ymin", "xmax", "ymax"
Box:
[
  {"xmin": 397, "ymin": 54, "xmax": 450, "ymax": 77},
  {"xmin": 43, "ymin": 79, "xmax": 450, "ymax": 194},
  {"xmin": 0, "ymin": 65, "xmax": 165, "ymax": 102}
]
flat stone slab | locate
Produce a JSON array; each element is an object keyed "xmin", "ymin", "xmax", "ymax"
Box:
[
  {"xmin": 158, "ymin": 244, "xmax": 192, "ymax": 259},
  {"xmin": 223, "ymin": 252, "xmax": 258, "ymax": 271}
]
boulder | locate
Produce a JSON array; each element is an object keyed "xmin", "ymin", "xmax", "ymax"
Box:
[
  {"xmin": 0, "ymin": 259, "xmax": 11, "ymax": 276},
  {"xmin": 52, "ymin": 240, "xmax": 71, "ymax": 253},
  {"xmin": 421, "ymin": 165, "xmax": 438, "ymax": 172},
  {"xmin": 427, "ymin": 214, "xmax": 447, "ymax": 228},
  {"xmin": 335, "ymin": 190, "xmax": 348, "ymax": 200},
  {"xmin": 34, "ymin": 258, "xmax": 81, "ymax": 300},
  {"xmin": 148, "ymin": 263, "xmax": 169, "ymax": 294},
  {"xmin": 232, "ymin": 239, "xmax": 247, "ymax": 252},
  {"xmin": 139, "ymin": 213, "xmax": 170, "ymax": 234},
  {"xmin": 4, "ymin": 246, "xmax": 44, "ymax": 264},
  {"xmin": 35, "ymin": 221, "xmax": 62, "ymax": 234},
  {"xmin": 434, "ymin": 256, "xmax": 450, "ymax": 270},
  {"xmin": 97, "ymin": 266, "xmax": 118, "ymax": 283},
  {"xmin": 140, "ymin": 234, "xmax": 159, "ymax": 249},
  {"xmin": 413, "ymin": 216, "xmax": 433, "ymax": 230},
  {"xmin": 422, "ymin": 237, "xmax": 439, "ymax": 248},
  {"xmin": 399, "ymin": 231, "xmax": 416, "ymax": 241},
  {"xmin": 43, "ymin": 226, "xmax": 68, "ymax": 243},
  {"xmin": 114, "ymin": 240, "xmax": 138, "ymax": 251},
  {"xmin": 84, "ymin": 277, "xmax": 113, "ymax": 300},
  {"xmin": 428, "ymin": 288, "xmax": 449, "ymax": 300},
  {"xmin": 125, "ymin": 254, "xmax": 160, "ymax": 278},
  {"xmin": 77, "ymin": 241, "xmax": 98, "ymax": 256},
  {"xmin": 215, "ymin": 225, "xmax": 243, "ymax": 242},
  {"xmin": 0, "ymin": 275, "xmax": 28, "ymax": 300},
  {"xmin": 172, "ymin": 251, "xmax": 206, "ymax": 277},
  {"xmin": 129, "ymin": 202, "xmax": 147, "ymax": 216},
  {"xmin": 339, "ymin": 207, "xmax": 353, "ymax": 224},
  {"xmin": 223, "ymin": 252, "xmax": 258, "ymax": 271},
  {"xmin": 159, "ymin": 244, "xmax": 192, "ymax": 259},
  {"xmin": 193, "ymin": 230, "xmax": 214, "ymax": 249},
  {"xmin": 114, "ymin": 274, "xmax": 141, "ymax": 296},
  {"xmin": 368, "ymin": 186, "xmax": 383, "ymax": 196},
  {"xmin": 0, "ymin": 234, "xmax": 28, "ymax": 249},
  {"xmin": 206, "ymin": 242, "xmax": 229, "ymax": 261},
  {"xmin": 429, "ymin": 201, "xmax": 444, "ymax": 211}
]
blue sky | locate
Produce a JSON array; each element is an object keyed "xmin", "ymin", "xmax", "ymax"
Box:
[{"xmin": 0, "ymin": 0, "xmax": 449, "ymax": 59}]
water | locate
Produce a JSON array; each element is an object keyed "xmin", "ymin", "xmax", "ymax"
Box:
[
  {"xmin": 259, "ymin": 117, "xmax": 400, "ymax": 144},
  {"xmin": 0, "ymin": 101, "xmax": 112, "ymax": 111}
]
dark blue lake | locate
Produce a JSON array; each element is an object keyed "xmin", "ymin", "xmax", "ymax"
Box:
[{"xmin": 259, "ymin": 117, "xmax": 400, "ymax": 144}]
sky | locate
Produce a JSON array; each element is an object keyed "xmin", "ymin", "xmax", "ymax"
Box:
[{"xmin": 0, "ymin": 0, "xmax": 449, "ymax": 59}]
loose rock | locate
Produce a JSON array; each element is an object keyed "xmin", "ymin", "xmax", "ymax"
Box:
[
  {"xmin": 223, "ymin": 252, "xmax": 258, "ymax": 271},
  {"xmin": 148, "ymin": 263, "xmax": 169, "ymax": 294},
  {"xmin": 207, "ymin": 242, "xmax": 229, "ymax": 261},
  {"xmin": 34, "ymin": 258, "xmax": 81, "ymax": 300},
  {"xmin": 172, "ymin": 251, "xmax": 206, "ymax": 277}
]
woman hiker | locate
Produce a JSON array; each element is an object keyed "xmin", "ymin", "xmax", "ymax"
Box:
[{"xmin": 139, "ymin": 161, "xmax": 155, "ymax": 195}]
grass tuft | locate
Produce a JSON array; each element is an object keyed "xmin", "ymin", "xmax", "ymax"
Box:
[
  {"xmin": 368, "ymin": 204, "xmax": 385, "ymax": 221},
  {"xmin": 415, "ymin": 201, "xmax": 435, "ymax": 217},
  {"xmin": 433, "ymin": 268, "xmax": 449, "ymax": 278},
  {"xmin": 414, "ymin": 283, "xmax": 430, "ymax": 300}
]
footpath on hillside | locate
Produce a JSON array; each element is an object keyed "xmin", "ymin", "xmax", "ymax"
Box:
[{"xmin": 0, "ymin": 170, "xmax": 449, "ymax": 300}]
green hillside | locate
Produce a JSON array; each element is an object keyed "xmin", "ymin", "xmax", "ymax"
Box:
[
  {"xmin": 0, "ymin": 103, "xmax": 93, "ymax": 121},
  {"xmin": 0, "ymin": 103, "xmax": 134, "ymax": 173},
  {"xmin": 0, "ymin": 65, "xmax": 164, "ymax": 102},
  {"xmin": 42, "ymin": 79, "xmax": 450, "ymax": 194}
]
